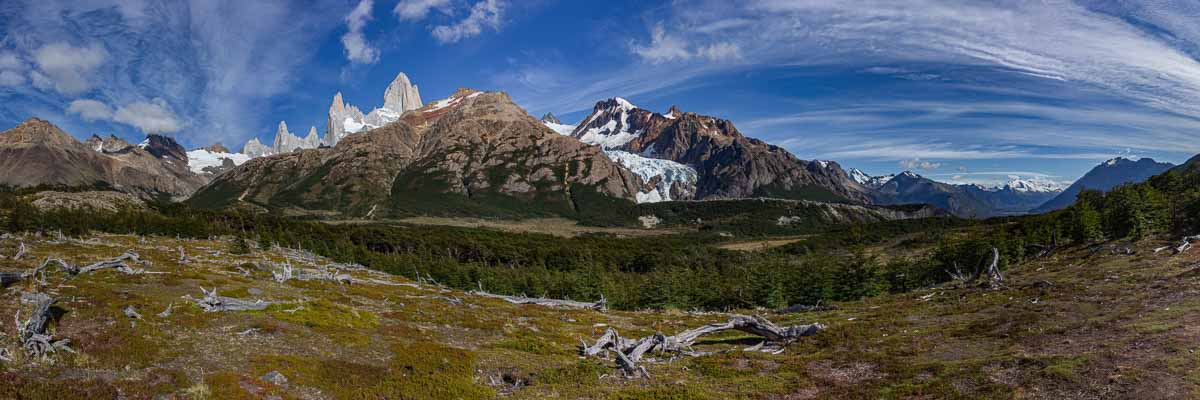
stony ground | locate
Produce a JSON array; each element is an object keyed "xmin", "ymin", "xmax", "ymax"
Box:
[{"xmin": 0, "ymin": 232, "xmax": 1197, "ymax": 399}]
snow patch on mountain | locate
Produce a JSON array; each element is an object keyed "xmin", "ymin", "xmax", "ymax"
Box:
[
  {"xmin": 603, "ymin": 150, "xmax": 697, "ymax": 203},
  {"xmin": 543, "ymin": 121, "xmax": 575, "ymax": 136},
  {"xmin": 187, "ymin": 149, "xmax": 249, "ymax": 174}
]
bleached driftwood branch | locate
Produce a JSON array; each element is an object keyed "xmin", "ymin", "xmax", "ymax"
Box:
[
  {"xmin": 28, "ymin": 252, "xmax": 147, "ymax": 279},
  {"xmin": 581, "ymin": 314, "xmax": 824, "ymax": 378},
  {"xmin": 1172, "ymin": 235, "xmax": 1200, "ymax": 255},
  {"xmin": 946, "ymin": 247, "xmax": 1003, "ymax": 287},
  {"xmin": 272, "ymin": 262, "xmax": 353, "ymax": 284},
  {"xmin": 178, "ymin": 246, "xmax": 190, "ymax": 265},
  {"xmin": 15, "ymin": 293, "xmax": 72, "ymax": 359},
  {"xmin": 472, "ymin": 290, "xmax": 606, "ymax": 311},
  {"xmin": 192, "ymin": 287, "xmax": 269, "ymax": 312}
]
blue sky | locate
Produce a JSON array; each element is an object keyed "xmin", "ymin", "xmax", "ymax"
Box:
[{"xmin": 2, "ymin": 0, "xmax": 1200, "ymax": 188}]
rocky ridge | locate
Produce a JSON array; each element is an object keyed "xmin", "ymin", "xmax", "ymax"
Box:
[{"xmin": 0, "ymin": 118, "xmax": 207, "ymax": 198}]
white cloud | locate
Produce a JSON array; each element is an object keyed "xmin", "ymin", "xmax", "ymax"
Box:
[
  {"xmin": 899, "ymin": 158, "xmax": 942, "ymax": 171},
  {"xmin": 632, "ymin": 24, "xmax": 692, "ymax": 63},
  {"xmin": 32, "ymin": 42, "xmax": 108, "ymax": 95},
  {"xmin": 67, "ymin": 99, "xmax": 114, "ymax": 121},
  {"xmin": 394, "ymin": 0, "xmax": 450, "ymax": 20},
  {"xmin": 342, "ymin": 0, "xmax": 380, "ymax": 64},
  {"xmin": 432, "ymin": 0, "xmax": 505, "ymax": 44},
  {"xmin": 113, "ymin": 98, "xmax": 182, "ymax": 134},
  {"xmin": 0, "ymin": 70, "xmax": 25, "ymax": 86}
]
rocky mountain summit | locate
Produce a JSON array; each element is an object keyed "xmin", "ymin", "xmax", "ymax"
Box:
[
  {"xmin": 567, "ymin": 97, "xmax": 871, "ymax": 203},
  {"xmin": 0, "ymin": 118, "xmax": 206, "ymax": 198},
  {"xmin": 1033, "ymin": 157, "xmax": 1174, "ymax": 213},
  {"xmin": 239, "ymin": 72, "xmax": 423, "ymax": 158}
]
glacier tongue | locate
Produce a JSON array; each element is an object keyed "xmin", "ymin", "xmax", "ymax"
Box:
[
  {"xmin": 187, "ymin": 149, "xmax": 250, "ymax": 174},
  {"xmin": 604, "ymin": 150, "xmax": 697, "ymax": 203}
]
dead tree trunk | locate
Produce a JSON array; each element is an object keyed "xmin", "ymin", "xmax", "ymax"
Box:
[{"xmin": 582, "ymin": 314, "xmax": 824, "ymax": 377}]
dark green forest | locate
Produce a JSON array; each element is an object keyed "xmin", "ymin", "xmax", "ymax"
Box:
[{"xmin": 2, "ymin": 165, "xmax": 1197, "ymax": 311}]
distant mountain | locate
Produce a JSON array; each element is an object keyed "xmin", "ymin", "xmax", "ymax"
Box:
[
  {"xmin": 1033, "ymin": 157, "xmax": 1174, "ymax": 213},
  {"xmin": 0, "ymin": 118, "xmax": 207, "ymax": 198},
  {"xmin": 868, "ymin": 172, "xmax": 992, "ymax": 218},
  {"xmin": 848, "ymin": 168, "xmax": 895, "ymax": 189},
  {"xmin": 566, "ymin": 97, "xmax": 871, "ymax": 204},
  {"xmin": 856, "ymin": 170, "xmax": 1061, "ymax": 218},
  {"xmin": 963, "ymin": 181, "xmax": 1060, "ymax": 216},
  {"xmin": 191, "ymin": 89, "xmax": 641, "ymax": 218}
]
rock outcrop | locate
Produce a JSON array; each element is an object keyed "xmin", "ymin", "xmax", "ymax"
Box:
[
  {"xmin": 0, "ymin": 118, "xmax": 207, "ymax": 198},
  {"xmin": 382, "ymin": 72, "xmax": 422, "ymax": 114},
  {"xmin": 242, "ymin": 138, "xmax": 272, "ymax": 158},
  {"xmin": 271, "ymin": 121, "xmax": 321, "ymax": 154}
]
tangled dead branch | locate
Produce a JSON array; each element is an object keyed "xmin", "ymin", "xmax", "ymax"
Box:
[
  {"xmin": 946, "ymin": 247, "xmax": 1003, "ymax": 288},
  {"xmin": 472, "ymin": 290, "xmax": 606, "ymax": 311},
  {"xmin": 272, "ymin": 262, "xmax": 353, "ymax": 284},
  {"xmin": 192, "ymin": 287, "xmax": 270, "ymax": 312},
  {"xmin": 581, "ymin": 314, "xmax": 824, "ymax": 378},
  {"xmin": 26, "ymin": 252, "xmax": 148, "ymax": 283},
  {"xmin": 15, "ymin": 293, "xmax": 71, "ymax": 359}
]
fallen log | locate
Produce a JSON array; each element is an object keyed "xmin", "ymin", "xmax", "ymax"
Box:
[
  {"xmin": 581, "ymin": 314, "xmax": 824, "ymax": 378},
  {"xmin": 472, "ymin": 290, "xmax": 606, "ymax": 311},
  {"xmin": 192, "ymin": 287, "xmax": 269, "ymax": 312},
  {"xmin": 1173, "ymin": 235, "xmax": 1200, "ymax": 255}
]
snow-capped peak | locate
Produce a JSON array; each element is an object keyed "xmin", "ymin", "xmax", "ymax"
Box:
[
  {"xmin": 1103, "ymin": 156, "xmax": 1138, "ymax": 166},
  {"xmin": 576, "ymin": 98, "xmax": 650, "ymax": 149},
  {"xmin": 848, "ymin": 168, "xmax": 896, "ymax": 189},
  {"xmin": 613, "ymin": 97, "xmax": 637, "ymax": 111}
]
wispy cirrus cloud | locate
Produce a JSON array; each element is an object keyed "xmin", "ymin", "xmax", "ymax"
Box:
[{"xmin": 0, "ymin": 0, "xmax": 344, "ymax": 146}]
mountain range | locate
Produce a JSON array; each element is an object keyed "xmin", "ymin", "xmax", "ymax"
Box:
[
  {"xmin": 848, "ymin": 169, "xmax": 1064, "ymax": 218},
  {"xmin": 0, "ymin": 70, "xmax": 1183, "ymax": 221},
  {"xmin": 0, "ymin": 118, "xmax": 207, "ymax": 198}
]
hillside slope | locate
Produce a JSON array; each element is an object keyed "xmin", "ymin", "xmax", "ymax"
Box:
[{"xmin": 190, "ymin": 90, "xmax": 640, "ymax": 218}]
